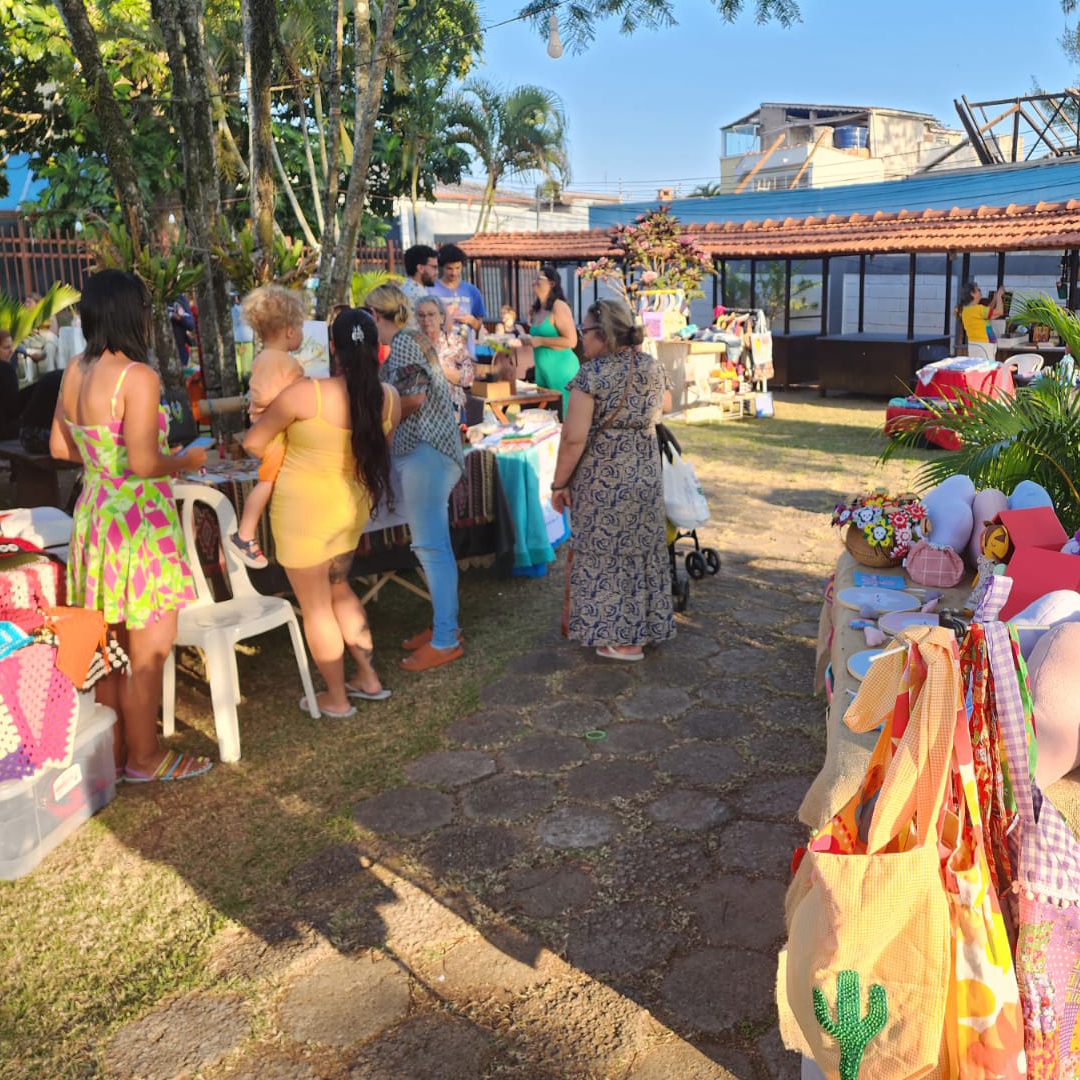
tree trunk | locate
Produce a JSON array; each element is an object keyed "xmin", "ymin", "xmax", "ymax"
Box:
[
  {"xmin": 275, "ymin": 26, "xmax": 325, "ymax": 236},
  {"xmin": 241, "ymin": 0, "xmax": 276, "ymax": 280},
  {"xmin": 53, "ymin": 0, "xmax": 150, "ymax": 248},
  {"xmin": 314, "ymin": 0, "xmax": 345, "ymax": 317},
  {"xmin": 272, "ymin": 140, "xmax": 319, "ymax": 248},
  {"xmin": 154, "ymin": 0, "xmax": 239, "ymax": 424},
  {"xmin": 324, "ymin": 0, "xmax": 400, "ymax": 309}
]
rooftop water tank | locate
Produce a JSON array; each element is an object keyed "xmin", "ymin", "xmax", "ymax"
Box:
[{"xmin": 834, "ymin": 125, "xmax": 869, "ymax": 150}]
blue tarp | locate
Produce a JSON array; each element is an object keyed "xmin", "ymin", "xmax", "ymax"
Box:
[{"xmin": 588, "ymin": 160, "xmax": 1080, "ymax": 230}]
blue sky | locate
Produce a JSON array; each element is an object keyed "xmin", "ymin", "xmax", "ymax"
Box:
[{"xmin": 474, "ymin": 0, "xmax": 1078, "ymax": 197}]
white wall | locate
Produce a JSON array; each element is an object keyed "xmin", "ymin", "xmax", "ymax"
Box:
[
  {"xmin": 397, "ymin": 199, "xmax": 595, "ymax": 247},
  {"xmin": 839, "ymin": 273, "xmax": 1061, "ymax": 336}
]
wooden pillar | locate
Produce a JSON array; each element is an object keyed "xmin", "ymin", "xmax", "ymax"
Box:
[
  {"xmin": 857, "ymin": 254, "xmax": 866, "ymax": 333},
  {"xmin": 576, "ymin": 262, "xmax": 582, "ymax": 315},
  {"xmin": 820, "ymin": 256, "xmax": 830, "ymax": 336},
  {"xmin": 749, "ymin": 259, "xmax": 756, "ymax": 310},
  {"xmin": 711, "ymin": 257, "xmax": 718, "ymax": 311},
  {"xmin": 943, "ymin": 253, "xmax": 953, "ymax": 336},
  {"xmin": 719, "ymin": 260, "xmax": 727, "ymax": 307},
  {"xmin": 783, "ymin": 260, "xmax": 791, "ymax": 334},
  {"xmin": 996, "ymin": 251, "xmax": 1006, "ymax": 289},
  {"xmin": 906, "ymin": 253, "xmax": 917, "ymax": 340},
  {"xmin": 1068, "ymin": 248, "xmax": 1080, "ymax": 312}
]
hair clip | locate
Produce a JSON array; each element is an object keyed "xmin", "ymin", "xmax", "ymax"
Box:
[{"xmin": 352, "ymin": 324, "xmax": 364, "ymax": 342}]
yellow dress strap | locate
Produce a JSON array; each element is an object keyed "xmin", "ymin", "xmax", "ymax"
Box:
[
  {"xmin": 313, "ymin": 378, "xmax": 322, "ymax": 418},
  {"xmin": 110, "ymin": 362, "xmax": 139, "ymax": 419}
]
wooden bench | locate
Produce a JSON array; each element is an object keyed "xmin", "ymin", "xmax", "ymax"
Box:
[{"xmin": 0, "ymin": 440, "xmax": 81, "ymax": 509}]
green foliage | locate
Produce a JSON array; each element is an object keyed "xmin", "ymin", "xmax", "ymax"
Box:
[
  {"xmin": 350, "ymin": 270, "xmax": 403, "ymax": 306},
  {"xmin": 0, "ymin": 282, "xmax": 81, "ymax": 346},
  {"xmin": 522, "ymin": 0, "xmax": 801, "ymax": 53},
  {"xmin": 83, "ymin": 220, "xmax": 204, "ymax": 313},
  {"xmin": 213, "ymin": 221, "xmax": 320, "ymax": 293},
  {"xmin": 20, "ymin": 150, "xmax": 118, "ymax": 234},
  {"xmin": 577, "ymin": 207, "xmax": 714, "ymax": 305},
  {"xmin": 812, "ymin": 971, "xmax": 887, "ymax": 1080},
  {"xmin": 880, "ymin": 369, "xmax": 1080, "ymax": 532},
  {"xmin": 445, "ymin": 78, "xmax": 569, "ymax": 231}
]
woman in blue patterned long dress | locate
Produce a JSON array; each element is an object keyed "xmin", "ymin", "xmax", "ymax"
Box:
[
  {"xmin": 49, "ymin": 270, "xmax": 212, "ymax": 782},
  {"xmin": 550, "ymin": 298, "xmax": 675, "ymax": 659}
]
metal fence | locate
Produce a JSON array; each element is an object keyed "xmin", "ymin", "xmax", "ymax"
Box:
[
  {"xmin": 0, "ymin": 212, "xmax": 405, "ymax": 300},
  {"xmin": 0, "ymin": 213, "xmax": 96, "ymax": 297}
]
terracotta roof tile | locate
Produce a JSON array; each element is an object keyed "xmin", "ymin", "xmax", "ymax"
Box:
[{"xmin": 460, "ymin": 200, "xmax": 1080, "ymax": 261}]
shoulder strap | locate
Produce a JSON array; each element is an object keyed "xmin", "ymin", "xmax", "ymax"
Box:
[
  {"xmin": 110, "ymin": 362, "xmax": 139, "ymax": 419},
  {"xmin": 594, "ymin": 349, "xmax": 634, "ymax": 437},
  {"xmin": 312, "ymin": 378, "xmax": 322, "ymax": 418}
]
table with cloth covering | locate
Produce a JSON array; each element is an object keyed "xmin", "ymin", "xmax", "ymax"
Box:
[
  {"xmin": 185, "ymin": 438, "xmax": 562, "ymax": 595},
  {"xmin": 804, "ymin": 549, "xmax": 1080, "ymax": 840}
]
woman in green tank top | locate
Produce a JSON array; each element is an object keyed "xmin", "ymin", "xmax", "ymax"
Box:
[{"xmin": 519, "ymin": 265, "xmax": 579, "ymax": 415}]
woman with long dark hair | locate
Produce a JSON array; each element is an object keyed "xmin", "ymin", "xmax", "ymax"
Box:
[
  {"xmin": 367, "ymin": 284, "xmax": 465, "ymax": 673},
  {"xmin": 49, "ymin": 269, "xmax": 212, "ymax": 781},
  {"xmin": 244, "ymin": 307, "xmax": 400, "ymax": 716},
  {"xmin": 516, "ymin": 265, "xmax": 578, "ymax": 413}
]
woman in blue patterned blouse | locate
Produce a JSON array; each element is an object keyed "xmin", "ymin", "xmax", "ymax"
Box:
[{"xmin": 368, "ymin": 285, "xmax": 465, "ymax": 672}]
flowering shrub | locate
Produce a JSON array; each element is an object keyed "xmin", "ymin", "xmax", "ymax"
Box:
[
  {"xmin": 831, "ymin": 492, "xmax": 927, "ymax": 560},
  {"xmin": 576, "ymin": 207, "xmax": 714, "ymax": 305}
]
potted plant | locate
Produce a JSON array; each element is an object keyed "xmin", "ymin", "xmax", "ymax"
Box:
[{"xmin": 577, "ymin": 207, "xmax": 713, "ymax": 317}]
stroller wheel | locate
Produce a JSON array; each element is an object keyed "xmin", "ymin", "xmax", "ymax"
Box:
[
  {"xmin": 674, "ymin": 578, "xmax": 690, "ymax": 612},
  {"xmin": 703, "ymin": 548, "xmax": 721, "ymax": 575},
  {"xmin": 685, "ymin": 551, "xmax": 707, "ymax": 580}
]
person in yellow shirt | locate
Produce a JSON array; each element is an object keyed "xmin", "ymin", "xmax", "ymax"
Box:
[{"xmin": 959, "ymin": 281, "xmax": 1005, "ymax": 344}]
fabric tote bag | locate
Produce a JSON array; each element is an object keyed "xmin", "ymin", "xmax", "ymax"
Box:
[
  {"xmin": 783, "ymin": 627, "xmax": 959, "ymax": 1080},
  {"xmin": 974, "ymin": 577, "xmax": 1080, "ymax": 1079}
]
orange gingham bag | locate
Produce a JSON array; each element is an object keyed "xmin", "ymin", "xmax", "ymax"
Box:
[{"xmin": 782, "ymin": 626, "xmax": 1024, "ymax": 1079}]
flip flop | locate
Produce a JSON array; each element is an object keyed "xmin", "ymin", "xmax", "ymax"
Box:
[
  {"xmin": 595, "ymin": 646, "xmax": 644, "ymax": 662},
  {"xmin": 346, "ymin": 683, "xmax": 392, "ymax": 701},
  {"xmin": 121, "ymin": 749, "xmax": 214, "ymax": 783},
  {"xmin": 300, "ymin": 695, "xmax": 357, "ymax": 718}
]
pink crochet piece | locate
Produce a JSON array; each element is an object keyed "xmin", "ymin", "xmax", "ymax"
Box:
[{"xmin": 0, "ymin": 644, "xmax": 78, "ymax": 781}]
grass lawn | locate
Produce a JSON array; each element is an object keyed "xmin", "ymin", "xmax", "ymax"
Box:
[{"xmin": 0, "ymin": 390, "xmax": 931, "ymax": 1079}]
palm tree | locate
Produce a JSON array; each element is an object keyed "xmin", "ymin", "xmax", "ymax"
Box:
[
  {"xmin": 445, "ymin": 79, "xmax": 569, "ymax": 233},
  {"xmin": 881, "ymin": 296, "xmax": 1080, "ymax": 531},
  {"xmin": 690, "ymin": 181, "xmax": 723, "ymax": 198}
]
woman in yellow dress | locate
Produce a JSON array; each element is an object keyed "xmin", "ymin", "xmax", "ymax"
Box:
[{"xmin": 244, "ymin": 308, "xmax": 400, "ymax": 717}]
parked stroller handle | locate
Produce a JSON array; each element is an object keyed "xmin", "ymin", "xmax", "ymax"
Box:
[{"xmin": 656, "ymin": 422, "xmax": 681, "ymax": 464}]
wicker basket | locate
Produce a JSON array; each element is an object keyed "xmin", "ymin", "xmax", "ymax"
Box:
[{"xmin": 844, "ymin": 523, "xmax": 902, "ymax": 568}]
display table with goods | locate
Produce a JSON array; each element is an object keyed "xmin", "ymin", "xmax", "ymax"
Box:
[
  {"xmin": 790, "ymin": 480, "xmax": 1080, "ymax": 1078},
  {"xmin": 185, "ymin": 418, "xmax": 566, "ymax": 596}
]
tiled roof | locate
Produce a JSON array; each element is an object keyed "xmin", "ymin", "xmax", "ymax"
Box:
[{"xmin": 460, "ymin": 199, "xmax": 1080, "ymax": 261}]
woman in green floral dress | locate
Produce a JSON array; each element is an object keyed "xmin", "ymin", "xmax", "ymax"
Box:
[{"xmin": 50, "ymin": 270, "xmax": 213, "ymax": 782}]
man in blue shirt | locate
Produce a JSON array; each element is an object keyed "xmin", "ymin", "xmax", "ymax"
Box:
[{"xmin": 430, "ymin": 243, "xmax": 486, "ymax": 360}]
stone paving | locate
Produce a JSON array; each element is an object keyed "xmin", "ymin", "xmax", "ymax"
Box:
[{"xmin": 104, "ymin": 466, "xmax": 833, "ymax": 1078}]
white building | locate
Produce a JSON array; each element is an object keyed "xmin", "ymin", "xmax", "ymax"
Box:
[
  {"xmin": 395, "ymin": 181, "xmax": 622, "ymax": 247},
  {"xmin": 718, "ymin": 102, "xmax": 1019, "ymax": 194}
]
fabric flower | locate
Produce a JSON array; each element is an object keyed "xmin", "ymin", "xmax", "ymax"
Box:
[
  {"xmin": 866, "ymin": 522, "xmax": 894, "ymax": 546},
  {"xmin": 852, "ymin": 506, "xmax": 880, "ymax": 528}
]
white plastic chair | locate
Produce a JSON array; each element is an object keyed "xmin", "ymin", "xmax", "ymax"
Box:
[
  {"xmin": 966, "ymin": 341, "xmax": 997, "ymax": 362},
  {"xmin": 164, "ymin": 482, "xmax": 318, "ymax": 762}
]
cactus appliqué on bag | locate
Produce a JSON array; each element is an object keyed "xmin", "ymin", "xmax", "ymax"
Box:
[{"xmin": 812, "ymin": 971, "xmax": 888, "ymax": 1080}]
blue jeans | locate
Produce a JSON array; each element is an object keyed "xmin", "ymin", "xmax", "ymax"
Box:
[{"xmin": 393, "ymin": 442, "xmax": 462, "ymax": 649}]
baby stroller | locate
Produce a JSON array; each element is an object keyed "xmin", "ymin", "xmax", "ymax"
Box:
[{"xmin": 657, "ymin": 424, "xmax": 719, "ymax": 612}]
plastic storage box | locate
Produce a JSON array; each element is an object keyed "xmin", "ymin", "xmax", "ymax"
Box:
[{"xmin": 0, "ymin": 701, "xmax": 117, "ymax": 880}]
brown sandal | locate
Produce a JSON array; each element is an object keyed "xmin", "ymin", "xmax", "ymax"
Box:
[{"xmin": 399, "ymin": 642, "xmax": 464, "ymax": 672}]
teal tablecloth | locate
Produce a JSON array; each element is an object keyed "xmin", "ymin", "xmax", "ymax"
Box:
[{"xmin": 492, "ymin": 445, "xmax": 566, "ymax": 576}]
